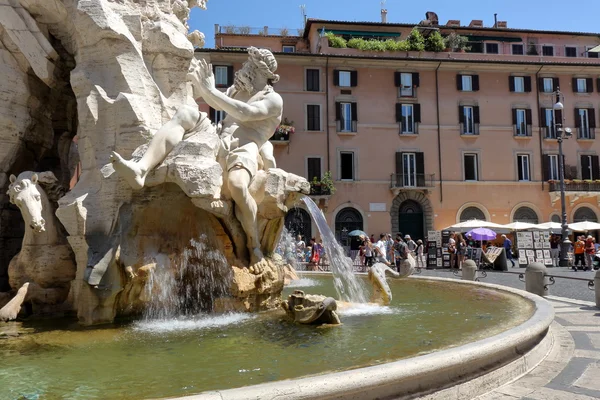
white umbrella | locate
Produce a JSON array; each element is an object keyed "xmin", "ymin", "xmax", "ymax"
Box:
[
  {"xmin": 445, "ymin": 219, "xmax": 507, "ymax": 231},
  {"xmin": 568, "ymin": 221, "xmax": 600, "ymax": 231},
  {"xmin": 503, "ymin": 221, "xmax": 538, "ymax": 231},
  {"xmin": 534, "ymin": 222, "xmax": 563, "ymax": 231}
]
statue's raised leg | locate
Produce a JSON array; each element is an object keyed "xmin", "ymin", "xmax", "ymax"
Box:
[
  {"xmin": 110, "ymin": 105, "xmax": 200, "ymax": 189},
  {"xmin": 0, "ymin": 282, "xmax": 70, "ymax": 321}
]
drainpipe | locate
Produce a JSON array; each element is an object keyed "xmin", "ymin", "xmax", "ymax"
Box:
[
  {"xmin": 535, "ymin": 65, "xmax": 544, "ymax": 190},
  {"xmin": 326, "ymin": 56, "xmax": 330, "ymax": 171},
  {"xmin": 435, "ymin": 62, "xmax": 443, "ymax": 202}
]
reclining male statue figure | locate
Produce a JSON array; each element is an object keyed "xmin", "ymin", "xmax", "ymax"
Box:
[{"xmin": 110, "ymin": 47, "xmax": 283, "ymax": 273}]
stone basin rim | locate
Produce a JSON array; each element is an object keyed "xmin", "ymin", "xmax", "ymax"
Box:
[{"xmin": 172, "ymin": 275, "xmax": 554, "ymax": 400}]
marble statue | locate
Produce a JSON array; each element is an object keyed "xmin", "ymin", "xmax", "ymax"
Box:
[
  {"xmin": 282, "ymin": 290, "xmax": 341, "ymax": 325},
  {"xmin": 110, "ymin": 47, "xmax": 283, "ymax": 274},
  {"xmin": 0, "ymin": 172, "xmax": 75, "ymax": 321},
  {"xmin": 368, "ymin": 257, "xmax": 415, "ymax": 305}
]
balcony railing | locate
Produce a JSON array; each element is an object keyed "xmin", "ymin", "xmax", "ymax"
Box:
[
  {"xmin": 310, "ymin": 183, "xmax": 331, "ymax": 196},
  {"xmin": 390, "ymin": 173, "xmax": 435, "ymax": 189},
  {"xmin": 270, "ymin": 131, "xmax": 289, "ymax": 142},
  {"xmin": 548, "ymin": 181, "xmax": 600, "ymax": 192}
]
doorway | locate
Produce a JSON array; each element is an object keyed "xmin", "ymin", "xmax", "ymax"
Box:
[{"xmin": 398, "ymin": 200, "xmax": 424, "ymax": 241}]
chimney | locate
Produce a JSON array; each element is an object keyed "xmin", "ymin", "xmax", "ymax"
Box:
[
  {"xmin": 497, "ymin": 21, "xmax": 508, "ymax": 28},
  {"xmin": 469, "ymin": 20, "xmax": 483, "ymax": 28},
  {"xmin": 381, "ymin": 9, "xmax": 388, "ymax": 23},
  {"xmin": 446, "ymin": 20, "xmax": 460, "ymax": 27},
  {"xmin": 494, "ymin": 13, "xmax": 497, "ymax": 28}
]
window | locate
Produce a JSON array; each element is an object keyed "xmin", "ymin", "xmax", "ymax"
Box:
[
  {"xmin": 576, "ymin": 78, "xmax": 587, "ymax": 93},
  {"xmin": 214, "ymin": 65, "xmax": 231, "ymax": 88},
  {"xmin": 542, "ymin": 45, "xmax": 554, "ymax": 56},
  {"xmin": 305, "ymin": 69, "xmax": 320, "ymax": 91},
  {"xmin": 334, "ymin": 70, "xmax": 357, "ymax": 87},
  {"xmin": 542, "ymin": 108, "xmax": 556, "ymax": 138},
  {"xmin": 209, "ymin": 108, "xmax": 226, "ymax": 125},
  {"xmin": 512, "ymin": 44, "xmax": 524, "ymax": 55},
  {"xmin": 576, "ymin": 108, "xmax": 594, "ymax": 139},
  {"xmin": 587, "ymin": 47, "xmax": 599, "ymax": 58},
  {"xmin": 464, "ymin": 153, "xmax": 479, "ymax": 181},
  {"xmin": 513, "ymin": 207, "xmax": 539, "ymax": 224},
  {"xmin": 517, "ymin": 154, "xmax": 530, "ymax": 181},
  {"xmin": 485, "ymin": 43, "xmax": 499, "ymax": 54},
  {"xmin": 581, "ymin": 155, "xmax": 600, "ymax": 180},
  {"xmin": 514, "ymin": 77, "xmax": 525, "ymax": 92},
  {"xmin": 402, "ymin": 153, "xmax": 417, "ymax": 187},
  {"xmin": 396, "ymin": 72, "xmax": 419, "ymax": 97},
  {"xmin": 540, "ymin": 77, "xmax": 558, "ymax": 93},
  {"xmin": 574, "ymin": 207, "xmax": 598, "ymax": 223},
  {"xmin": 459, "ymin": 105, "xmax": 479, "ymax": 135},
  {"xmin": 460, "ymin": 206, "xmax": 486, "ymax": 222},
  {"xmin": 513, "ymin": 108, "xmax": 530, "ymax": 136},
  {"xmin": 545, "ymin": 154, "xmax": 559, "ymax": 181},
  {"xmin": 340, "ymin": 151, "xmax": 355, "ymax": 180},
  {"xmin": 307, "ymin": 157, "xmax": 321, "ymax": 181},
  {"xmin": 306, "ymin": 104, "xmax": 321, "ymax": 131},
  {"xmin": 339, "ymin": 71, "xmax": 351, "ymax": 87},
  {"xmin": 336, "ymin": 102, "xmax": 357, "ymax": 132},
  {"xmin": 282, "ymin": 45, "xmax": 295, "ymax": 53},
  {"xmin": 401, "ymin": 104, "xmax": 414, "ymax": 133},
  {"xmin": 457, "ymin": 74, "xmax": 479, "ymax": 91},
  {"xmin": 566, "ymin": 46, "xmax": 577, "ymax": 57},
  {"xmin": 509, "ymin": 76, "xmax": 531, "ymax": 93}
]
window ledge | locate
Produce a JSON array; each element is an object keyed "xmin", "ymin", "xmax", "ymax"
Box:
[
  {"xmin": 460, "ymin": 134, "xmax": 479, "ymax": 138},
  {"xmin": 514, "ymin": 135, "xmax": 532, "ymax": 140},
  {"xmin": 269, "ymin": 139, "xmax": 290, "ymax": 146},
  {"xmin": 337, "ymin": 131, "xmax": 357, "ymax": 136},
  {"xmin": 574, "ymin": 92, "xmax": 591, "ymax": 95},
  {"xmin": 543, "ymin": 137, "xmax": 559, "ymax": 141},
  {"xmin": 398, "ymin": 96, "xmax": 417, "ymax": 100},
  {"xmin": 399, "ymin": 133, "xmax": 418, "ymax": 137},
  {"xmin": 577, "ymin": 138, "xmax": 595, "ymax": 142},
  {"xmin": 306, "ymin": 130, "xmax": 325, "ymax": 133}
]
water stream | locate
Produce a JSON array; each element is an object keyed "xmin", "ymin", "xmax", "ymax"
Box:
[{"xmin": 301, "ymin": 196, "xmax": 368, "ymax": 303}]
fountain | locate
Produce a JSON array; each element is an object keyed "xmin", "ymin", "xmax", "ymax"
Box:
[{"xmin": 0, "ymin": 1, "xmax": 554, "ymax": 399}]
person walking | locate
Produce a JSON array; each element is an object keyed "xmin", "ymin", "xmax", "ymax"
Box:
[
  {"xmin": 448, "ymin": 232, "xmax": 457, "ymax": 269},
  {"xmin": 573, "ymin": 236, "xmax": 585, "ymax": 271},
  {"xmin": 393, "ymin": 233, "xmax": 408, "ymax": 271},
  {"xmin": 385, "ymin": 234, "xmax": 395, "ymax": 263},
  {"xmin": 501, "ymin": 234, "xmax": 515, "ymax": 267},
  {"xmin": 416, "ymin": 239, "xmax": 424, "ymax": 269},
  {"xmin": 295, "ymin": 234, "xmax": 306, "ymax": 263},
  {"xmin": 456, "ymin": 233, "xmax": 466, "ymax": 269},
  {"xmin": 374, "ymin": 234, "xmax": 391, "ymax": 266},
  {"xmin": 585, "ymin": 235, "xmax": 595, "ymax": 271},
  {"xmin": 550, "ymin": 234, "xmax": 560, "ymax": 267},
  {"xmin": 364, "ymin": 238, "xmax": 374, "ymax": 267},
  {"xmin": 405, "ymin": 235, "xmax": 417, "ymax": 257}
]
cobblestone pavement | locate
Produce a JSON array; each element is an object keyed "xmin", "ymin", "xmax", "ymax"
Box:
[{"xmin": 418, "ymin": 267, "xmax": 597, "ymax": 303}]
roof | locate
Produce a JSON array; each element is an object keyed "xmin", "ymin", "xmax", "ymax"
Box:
[
  {"xmin": 590, "ymin": 44, "xmax": 600, "ymax": 53},
  {"xmin": 303, "ymin": 18, "xmax": 600, "ymax": 40}
]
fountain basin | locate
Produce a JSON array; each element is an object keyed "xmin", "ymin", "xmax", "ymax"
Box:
[{"xmin": 0, "ymin": 275, "xmax": 552, "ymax": 400}]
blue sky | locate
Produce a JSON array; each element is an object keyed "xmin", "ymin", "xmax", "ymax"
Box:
[{"xmin": 189, "ymin": 0, "xmax": 600, "ymax": 48}]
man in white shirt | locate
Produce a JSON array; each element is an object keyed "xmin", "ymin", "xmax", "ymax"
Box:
[
  {"xmin": 405, "ymin": 234, "xmax": 417, "ymax": 256},
  {"xmin": 295, "ymin": 234, "xmax": 306, "ymax": 262},
  {"xmin": 374, "ymin": 234, "xmax": 391, "ymax": 265}
]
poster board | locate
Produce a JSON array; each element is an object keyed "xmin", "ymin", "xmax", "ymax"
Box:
[
  {"xmin": 441, "ymin": 230, "xmax": 451, "ymax": 268},
  {"xmin": 516, "ymin": 231, "xmax": 551, "ymax": 268},
  {"xmin": 426, "ymin": 230, "xmax": 442, "ymax": 269}
]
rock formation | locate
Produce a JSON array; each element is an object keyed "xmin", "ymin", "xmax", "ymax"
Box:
[{"xmin": 282, "ymin": 290, "xmax": 341, "ymax": 325}]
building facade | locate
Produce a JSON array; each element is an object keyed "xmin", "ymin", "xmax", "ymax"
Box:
[{"xmin": 195, "ymin": 15, "xmax": 600, "ymax": 245}]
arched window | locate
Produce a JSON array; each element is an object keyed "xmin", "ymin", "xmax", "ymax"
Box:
[
  {"xmin": 551, "ymin": 214, "xmax": 561, "ymax": 223},
  {"xmin": 335, "ymin": 207, "xmax": 363, "ymax": 247},
  {"xmin": 513, "ymin": 206, "xmax": 539, "ymax": 224},
  {"xmin": 459, "ymin": 206, "xmax": 486, "ymax": 222},
  {"xmin": 573, "ymin": 207, "xmax": 598, "ymax": 223},
  {"xmin": 284, "ymin": 208, "xmax": 312, "ymax": 243}
]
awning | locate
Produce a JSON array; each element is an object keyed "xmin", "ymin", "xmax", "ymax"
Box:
[
  {"xmin": 589, "ymin": 44, "xmax": 600, "ymax": 53},
  {"xmin": 325, "ymin": 29, "xmax": 401, "ymax": 38},
  {"xmin": 464, "ymin": 35, "xmax": 523, "ymax": 43}
]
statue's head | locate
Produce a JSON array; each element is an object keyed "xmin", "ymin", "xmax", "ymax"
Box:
[
  {"xmin": 7, "ymin": 171, "xmax": 60, "ymax": 233},
  {"xmin": 234, "ymin": 47, "xmax": 280, "ymax": 92}
]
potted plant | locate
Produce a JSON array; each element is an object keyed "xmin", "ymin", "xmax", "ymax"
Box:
[
  {"xmin": 444, "ymin": 32, "xmax": 470, "ymax": 52},
  {"xmin": 320, "ymin": 171, "xmax": 336, "ymax": 195},
  {"xmin": 273, "ymin": 117, "xmax": 295, "ymax": 141},
  {"xmin": 527, "ymin": 43, "xmax": 538, "ymax": 56}
]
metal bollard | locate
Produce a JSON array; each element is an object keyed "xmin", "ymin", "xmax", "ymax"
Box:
[
  {"xmin": 595, "ymin": 270, "xmax": 600, "ymax": 308},
  {"xmin": 526, "ymin": 262, "xmax": 548, "ymax": 297},
  {"xmin": 462, "ymin": 260, "xmax": 477, "ymax": 281}
]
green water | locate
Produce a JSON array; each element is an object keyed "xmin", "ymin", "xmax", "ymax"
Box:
[{"xmin": 0, "ymin": 276, "xmax": 533, "ymax": 400}]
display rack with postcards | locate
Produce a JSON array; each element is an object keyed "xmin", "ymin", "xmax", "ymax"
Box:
[
  {"xmin": 516, "ymin": 231, "xmax": 551, "ymax": 267},
  {"xmin": 426, "ymin": 230, "xmax": 442, "ymax": 268}
]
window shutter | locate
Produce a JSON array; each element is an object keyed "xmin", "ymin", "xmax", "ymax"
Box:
[
  {"xmin": 509, "ymin": 76, "xmax": 515, "ymax": 92},
  {"xmin": 395, "ymin": 152, "xmax": 404, "ymax": 186},
  {"xmin": 350, "ymin": 71, "xmax": 358, "ymax": 87},
  {"xmin": 394, "ymin": 72, "xmax": 401, "ymax": 87},
  {"xmin": 511, "ymin": 109, "xmax": 517, "ymax": 125},
  {"xmin": 416, "ymin": 152, "xmax": 425, "ymax": 186},
  {"xmin": 335, "ymin": 102, "xmax": 341, "ymax": 120},
  {"xmin": 540, "ymin": 108, "xmax": 547, "ymax": 126},
  {"xmin": 589, "ymin": 108, "xmax": 596, "ymax": 128},
  {"xmin": 227, "ymin": 66, "xmax": 234, "ymax": 86},
  {"xmin": 574, "ymin": 108, "xmax": 581, "ymax": 127},
  {"xmin": 412, "ymin": 73, "xmax": 420, "ymax": 87},
  {"xmin": 456, "ymin": 74, "xmax": 463, "ymax": 91},
  {"xmin": 538, "ymin": 77, "xmax": 544, "ymax": 92},
  {"xmin": 553, "ymin": 78, "xmax": 560, "ymax": 91},
  {"xmin": 587, "ymin": 78, "xmax": 594, "ymax": 93},
  {"xmin": 473, "ymin": 106, "xmax": 480, "ymax": 124},
  {"xmin": 572, "ymin": 77, "xmax": 578, "ymax": 92},
  {"xmin": 472, "ymin": 75, "xmax": 480, "ymax": 91},
  {"xmin": 414, "ymin": 104, "xmax": 421, "ymax": 123},
  {"xmin": 582, "ymin": 155, "xmax": 591, "ymax": 180},
  {"xmin": 333, "ymin": 70, "xmax": 340, "ymax": 86},
  {"xmin": 395, "ymin": 103, "xmax": 402, "ymax": 122},
  {"xmin": 458, "ymin": 106, "xmax": 465, "ymax": 123},
  {"xmin": 542, "ymin": 155, "xmax": 550, "ymax": 181},
  {"xmin": 351, "ymin": 102, "xmax": 357, "ymax": 122},
  {"xmin": 597, "ymin": 78, "xmax": 600, "ymax": 93},
  {"xmin": 209, "ymin": 107, "xmax": 216, "ymax": 122},
  {"xmin": 526, "ymin": 109, "xmax": 532, "ymax": 125},
  {"xmin": 524, "ymin": 76, "xmax": 532, "ymax": 92},
  {"xmin": 592, "ymin": 156, "xmax": 600, "ymax": 180}
]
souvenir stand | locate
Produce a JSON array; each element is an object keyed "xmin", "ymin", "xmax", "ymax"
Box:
[
  {"xmin": 481, "ymin": 247, "xmax": 508, "ymax": 270},
  {"xmin": 516, "ymin": 230, "xmax": 551, "ymax": 268},
  {"xmin": 426, "ymin": 230, "xmax": 442, "ymax": 269},
  {"xmin": 441, "ymin": 230, "xmax": 451, "ymax": 268}
]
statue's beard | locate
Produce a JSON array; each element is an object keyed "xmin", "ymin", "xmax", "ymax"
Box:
[{"xmin": 234, "ymin": 71, "xmax": 255, "ymax": 93}]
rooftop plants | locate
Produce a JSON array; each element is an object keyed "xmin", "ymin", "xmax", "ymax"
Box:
[{"xmin": 444, "ymin": 32, "xmax": 470, "ymax": 52}]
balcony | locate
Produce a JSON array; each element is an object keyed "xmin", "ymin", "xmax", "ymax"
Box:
[
  {"xmin": 310, "ymin": 183, "xmax": 331, "ymax": 196},
  {"xmin": 548, "ymin": 180, "xmax": 600, "ymax": 192},
  {"xmin": 269, "ymin": 131, "xmax": 290, "ymax": 145},
  {"xmin": 390, "ymin": 173, "xmax": 435, "ymax": 195}
]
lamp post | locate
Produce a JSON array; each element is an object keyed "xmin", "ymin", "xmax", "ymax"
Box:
[{"xmin": 553, "ymin": 88, "xmax": 572, "ymax": 267}]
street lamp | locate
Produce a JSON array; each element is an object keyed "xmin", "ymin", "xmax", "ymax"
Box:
[{"xmin": 553, "ymin": 88, "xmax": 572, "ymax": 267}]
